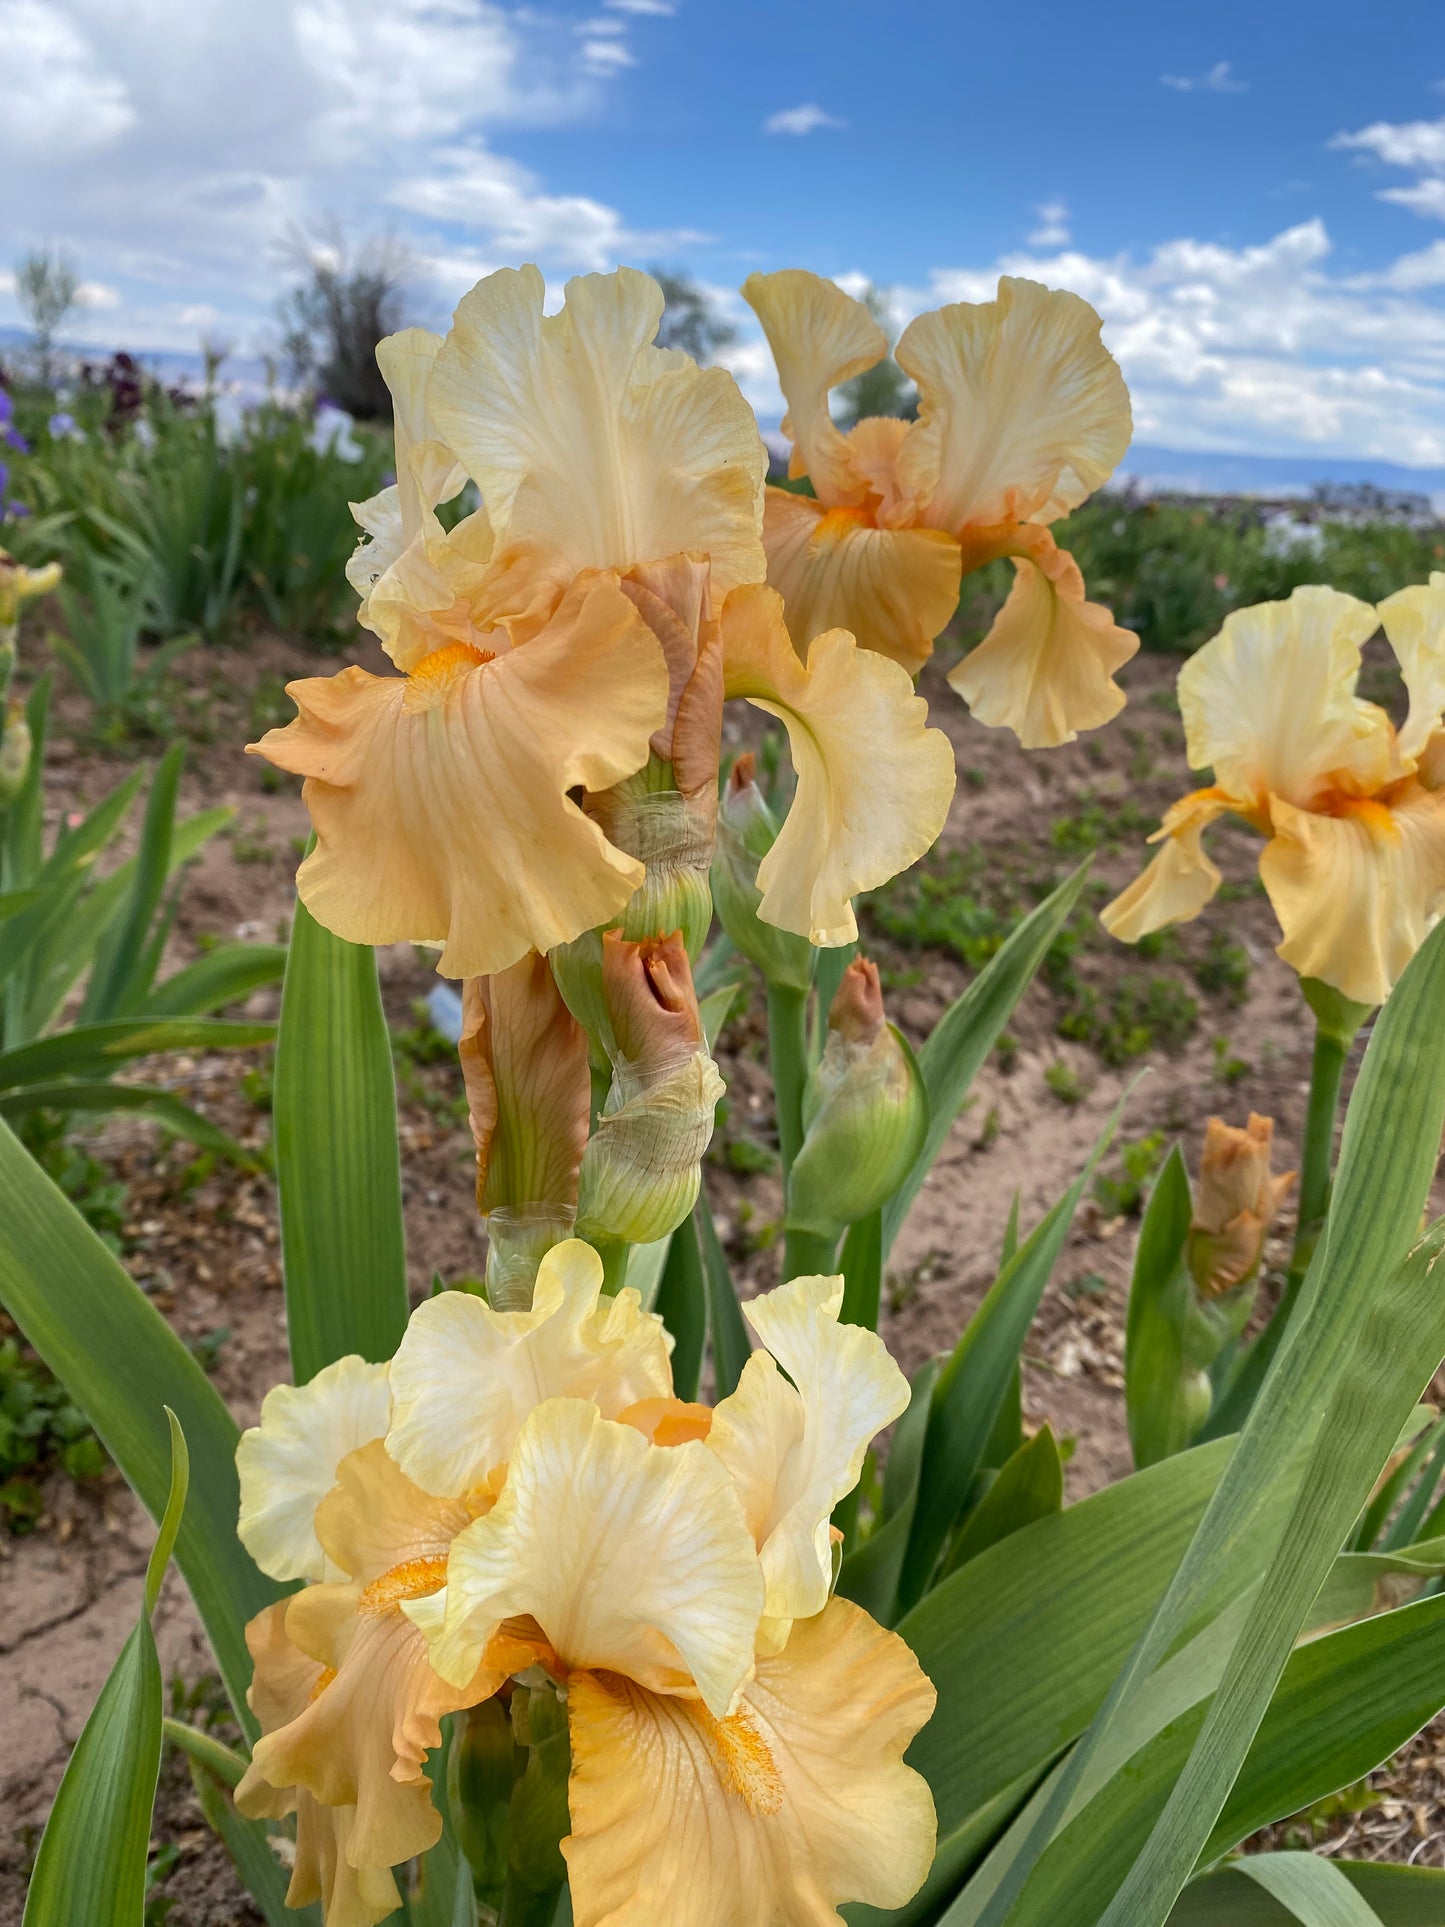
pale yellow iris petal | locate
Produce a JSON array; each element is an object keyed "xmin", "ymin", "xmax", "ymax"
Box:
[
  {"xmin": 236, "ymin": 1603, "xmax": 401, "ymax": 1927},
  {"xmin": 709, "ymin": 1276, "xmax": 910, "ymax": 1625},
  {"xmin": 761, "ymin": 486, "xmax": 962, "ymax": 672},
  {"xmin": 250, "ymin": 575, "xmax": 669, "ymax": 979},
  {"xmin": 1380, "ymin": 572, "xmax": 1445, "ymax": 764},
  {"xmin": 741, "ymin": 269, "xmax": 888, "ymax": 509},
  {"xmin": 720, "ymin": 584, "xmax": 956, "ymax": 945},
  {"xmin": 894, "ymin": 277, "xmax": 1131, "ymax": 536},
  {"xmin": 385, "ymin": 1238, "xmax": 672, "ymax": 1499},
  {"xmin": 1260, "ymin": 786, "xmax": 1445, "ymax": 1006},
  {"xmin": 429, "ymin": 264, "xmax": 766, "ymax": 609},
  {"xmin": 1177, "ymin": 586, "xmax": 1390, "ymax": 808},
  {"xmin": 248, "ymin": 1441, "xmax": 495, "ymax": 1873},
  {"xmin": 427, "ymin": 1398, "xmax": 763, "ymax": 1716},
  {"xmin": 563, "ymin": 1596, "xmax": 937, "ymax": 1927},
  {"xmin": 947, "ymin": 538, "xmax": 1137, "ymax": 750},
  {"xmin": 236, "ymin": 1356, "xmax": 392, "ymax": 1584},
  {"xmin": 1100, "ymin": 788, "xmax": 1235, "ymax": 943}
]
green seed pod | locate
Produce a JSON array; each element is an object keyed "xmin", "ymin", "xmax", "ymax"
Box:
[{"xmin": 710, "ymin": 754, "xmax": 813, "ymax": 992}]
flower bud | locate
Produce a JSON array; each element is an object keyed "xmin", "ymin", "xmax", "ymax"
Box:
[
  {"xmin": 710, "ymin": 753, "xmax": 813, "ymax": 991},
  {"xmin": 587, "ymin": 775, "xmax": 715, "ymax": 959},
  {"xmin": 786, "ymin": 959, "xmax": 927, "ymax": 1240},
  {"xmin": 447, "ymin": 1697, "xmax": 523, "ymax": 1903},
  {"xmin": 0, "ymin": 552, "xmax": 61, "ymax": 631},
  {"xmin": 575, "ymin": 930, "xmax": 725, "ymax": 1250},
  {"xmin": 1187, "ymin": 1112, "xmax": 1295, "ymax": 1299},
  {"xmin": 459, "ymin": 955, "xmax": 591, "ymax": 1309},
  {"xmin": 0, "ymin": 698, "xmax": 31, "ymax": 805}
]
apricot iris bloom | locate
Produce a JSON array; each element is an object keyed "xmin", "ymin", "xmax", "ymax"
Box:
[
  {"xmin": 235, "ymin": 1244, "xmax": 937, "ymax": 1926},
  {"xmin": 1103, "ymin": 578, "xmax": 1445, "ymax": 1007},
  {"xmin": 253, "ymin": 265, "xmax": 955, "ymax": 968},
  {"xmin": 742, "ymin": 269, "xmax": 1135, "ymax": 748}
]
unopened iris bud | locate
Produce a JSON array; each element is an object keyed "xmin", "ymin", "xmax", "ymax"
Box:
[
  {"xmin": 448, "ymin": 1697, "xmax": 523, "ymax": 1904},
  {"xmin": 575, "ymin": 929, "xmax": 725, "ymax": 1251},
  {"xmin": 0, "ymin": 552, "xmax": 61, "ymax": 632},
  {"xmin": 786, "ymin": 959, "xmax": 927, "ymax": 1241},
  {"xmin": 460, "ymin": 955, "xmax": 591, "ymax": 1310},
  {"xmin": 1187, "ymin": 1112, "xmax": 1295, "ymax": 1299},
  {"xmin": 0, "ymin": 698, "xmax": 31, "ymax": 805},
  {"xmin": 711, "ymin": 752, "xmax": 813, "ymax": 991}
]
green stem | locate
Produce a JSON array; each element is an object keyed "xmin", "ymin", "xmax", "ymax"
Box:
[
  {"xmin": 767, "ymin": 980, "xmax": 810, "ymax": 1178},
  {"xmin": 782, "ymin": 1226, "xmax": 837, "ymax": 1284},
  {"xmin": 593, "ymin": 1238, "xmax": 630, "ymax": 1296}
]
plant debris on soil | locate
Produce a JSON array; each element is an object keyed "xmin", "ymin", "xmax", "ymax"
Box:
[{"xmin": 2, "ymin": 622, "xmax": 1442, "ymax": 1919}]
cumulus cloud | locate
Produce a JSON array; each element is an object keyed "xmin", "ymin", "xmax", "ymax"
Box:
[
  {"xmin": 1, "ymin": 0, "xmax": 136, "ymax": 153},
  {"xmin": 764, "ymin": 103, "xmax": 845, "ymax": 136},
  {"xmin": 1333, "ymin": 114, "xmax": 1445, "ymax": 220},
  {"xmin": 1028, "ymin": 199, "xmax": 1071, "ymax": 247},
  {"xmin": 1161, "ymin": 60, "xmax": 1247, "ymax": 95}
]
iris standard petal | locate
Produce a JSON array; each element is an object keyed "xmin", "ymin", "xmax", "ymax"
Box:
[
  {"xmin": 428, "ymin": 1398, "xmax": 763, "ymax": 1716},
  {"xmin": 947, "ymin": 537, "xmax": 1137, "ymax": 749},
  {"xmin": 708, "ymin": 1275, "xmax": 910, "ymax": 1624},
  {"xmin": 1177, "ymin": 586, "xmax": 1391, "ymax": 809},
  {"xmin": 236, "ymin": 1356, "xmax": 392, "ymax": 1583},
  {"xmin": 1261, "ymin": 785, "xmax": 1445, "ymax": 1006},
  {"xmin": 720, "ymin": 584, "xmax": 956, "ymax": 945},
  {"xmin": 385, "ymin": 1239, "xmax": 673, "ymax": 1499},
  {"xmin": 1379, "ymin": 572, "xmax": 1445, "ymax": 766},
  {"xmin": 564, "ymin": 1595, "xmax": 937, "ymax": 1927},
  {"xmin": 761, "ymin": 485, "xmax": 962, "ymax": 671},
  {"xmin": 429, "ymin": 264, "xmax": 766, "ymax": 609},
  {"xmin": 249, "ymin": 574, "xmax": 669, "ymax": 978},
  {"xmin": 741, "ymin": 269, "xmax": 889, "ymax": 510},
  {"xmin": 894, "ymin": 277, "xmax": 1131, "ymax": 536}
]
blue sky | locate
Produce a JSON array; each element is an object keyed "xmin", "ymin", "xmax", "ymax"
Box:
[{"xmin": 4, "ymin": 0, "xmax": 1445, "ymax": 462}]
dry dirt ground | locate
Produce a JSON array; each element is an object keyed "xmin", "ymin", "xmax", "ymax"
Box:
[{"xmin": 0, "ymin": 626, "xmax": 1439, "ymax": 1919}]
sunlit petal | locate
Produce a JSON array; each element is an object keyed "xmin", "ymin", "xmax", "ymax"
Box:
[
  {"xmin": 894, "ymin": 277, "xmax": 1130, "ymax": 535},
  {"xmin": 1101, "ymin": 788, "xmax": 1234, "ymax": 943},
  {"xmin": 1177, "ymin": 586, "xmax": 1390, "ymax": 808},
  {"xmin": 947, "ymin": 537, "xmax": 1137, "ymax": 748},
  {"xmin": 250, "ymin": 575, "xmax": 669, "ymax": 978},
  {"xmin": 429, "ymin": 265, "xmax": 766, "ymax": 609},
  {"xmin": 741, "ymin": 269, "xmax": 888, "ymax": 509},
  {"xmin": 236, "ymin": 1356, "xmax": 392, "ymax": 1584},
  {"xmin": 1261, "ymin": 785, "xmax": 1445, "ymax": 1006},
  {"xmin": 709, "ymin": 1276, "xmax": 909, "ymax": 1623},
  {"xmin": 721, "ymin": 584, "xmax": 956, "ymax": 945},
  {"xmin": 428, "ymin": 1398, "xmax": 763, "ymax": 1716},
  {"xmin": 1379, "ymin": 572, "xmax": 1445, "ymax": 765},
  {"xmin": 762, "ymin": 486, "xmax": 961, "ymax": 672},
  {"xmin": 564, "ymin": 1596, "xmax": 937, "ymax": 1927},
  {"xmin": 386, "ymin": 1239, "xmax": 673, "ymax": 1499}
]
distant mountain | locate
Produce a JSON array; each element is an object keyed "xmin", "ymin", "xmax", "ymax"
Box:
[{"xmin": 1114, "ymin": 442, "xmax": 1445, "ymax": 501}]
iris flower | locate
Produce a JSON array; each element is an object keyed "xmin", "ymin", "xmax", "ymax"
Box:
[
  {"xmin": 253, "ymin": 266, "xmax": 955, "ymax": 974},
  {"xmin": 1103, "ymin": 579, "xmax": 1445, "ymax": 1007},
  {"xmin": 742, "ymin": 269, "xmax": 1134, "ymax": 748},
  {"xmin": 235, "ymin": 1243, "xmax": 937, "ymax": 1927}
]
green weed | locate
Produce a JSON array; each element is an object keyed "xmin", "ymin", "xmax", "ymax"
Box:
[{"xmin": 0, "ymin": 1338, "xmax": 106, "ymax": 1530}]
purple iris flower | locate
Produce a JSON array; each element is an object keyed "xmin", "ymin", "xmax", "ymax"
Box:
[{"xmin": 0, "ymin": 391, "xmax": 27, "ymax": 456}]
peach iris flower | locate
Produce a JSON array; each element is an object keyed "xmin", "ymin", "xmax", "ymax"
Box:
[
  {"xmin": 235, "ymin": 1243, "xmax": 937, "ymax": 1926},
  {"xmin": 252, "ymin": 266, "xmax": 955, "ymax": 973},
  {"xmin": 742, "ymin": 269, "xmax": 1135, "ymax": 748},
  {"xmin": 1103, "ymin": 578, "xmax": 1445, "ymax": 1007}
]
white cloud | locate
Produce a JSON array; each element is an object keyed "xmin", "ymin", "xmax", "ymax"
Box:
[
  {"xmin": 580, "ymin": 36, "xmax": 635, "ymax": 70},
  {"xmin": 1160, "ymin": 60, "xmax": 1247, "ymax": 95},
  {"xmin": 1333, "ymin": 114, "xmax": 1445, "ymax": 221},
  {"xmin": 910, "ymin": 217, "xmax": 1445, "ymax": 465},
  {"xmin": 605, "ymin": 0, "xmax": 673, "ymax": 11},
  {"xmin": 1028, "ymin": 199, "xmax": 1071, "ymax": 247},
  {"xmin": 764, "ymin": 103, "xmax": 845, "ymax": 136},
  {"xmin": 0, "ymin": 0, "xmax": 135, "ymax": 153}
]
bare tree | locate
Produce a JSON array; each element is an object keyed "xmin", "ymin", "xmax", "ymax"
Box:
[
  {"xmin": 648, "ymin": 266, "xmax": 737, "ymax": 365},
  {"xmin": 836, "ymin": 284, "xmax": 916, "ymax": 429},
  {"xmin": 278, "ymin": 224, "xmax": 414, "ymax": 419},
  {"xmin": 15, "ymin": 248, "xmax": 79, "ymax": 388}
]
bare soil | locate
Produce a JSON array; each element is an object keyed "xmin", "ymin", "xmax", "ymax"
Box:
[{"xmin": 1, "ymin": 627, "xmax": 1438, "ymax": 1917}]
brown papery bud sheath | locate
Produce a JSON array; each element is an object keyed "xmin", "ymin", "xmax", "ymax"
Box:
[{"xmin": 1187, "ymin": 1112, "xmax": 1296, "ymax": 1299}]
